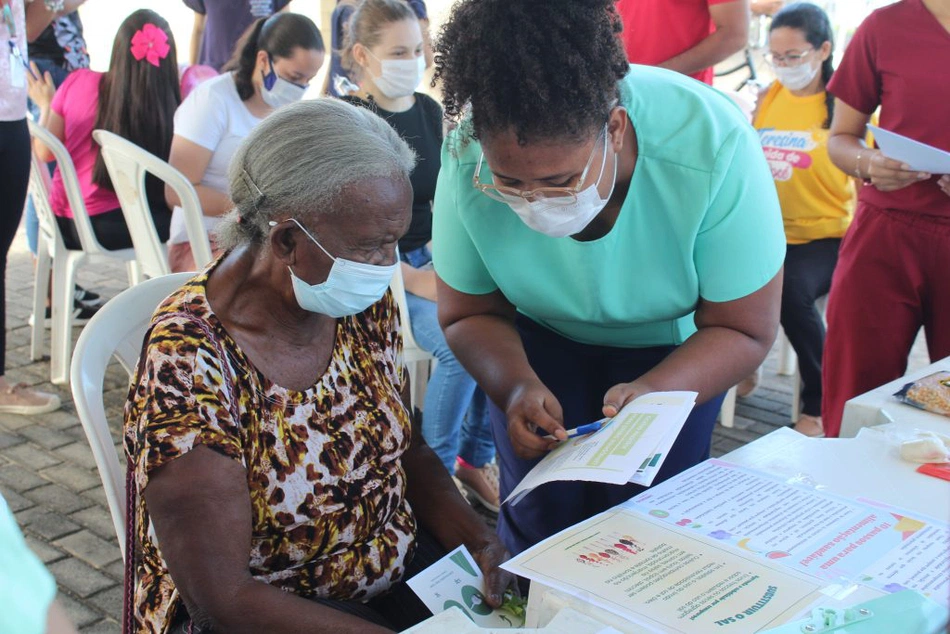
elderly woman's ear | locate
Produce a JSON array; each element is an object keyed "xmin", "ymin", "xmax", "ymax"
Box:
[{"xmin": 267, "ymin": 222, "xmax": 301, "ymax": 266}]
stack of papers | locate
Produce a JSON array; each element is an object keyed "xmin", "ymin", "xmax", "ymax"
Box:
[
  {"xmin": 501, "ymin": 459, "xmax": 950, "ymax": 633},
  {"xmin": 505, "ymin": 392, "xmax": 697, "ymax": 506}
]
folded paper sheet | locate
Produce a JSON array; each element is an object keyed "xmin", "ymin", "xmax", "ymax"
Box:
[
  {"xmin": 505, "ymin": 392, "xmax": 697, "ymax": 506},
  {"xmin": 868, "ymin": 125, "xmax": 950, "ymax": 174}
]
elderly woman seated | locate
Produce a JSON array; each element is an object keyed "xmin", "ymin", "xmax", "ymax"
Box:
[{"xmin": 124, "ymin": 99, "xmax": 512, "ymax": 634}]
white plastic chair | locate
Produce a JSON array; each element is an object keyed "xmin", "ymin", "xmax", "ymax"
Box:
[
  {"xmin": 390, "ymin": 265, "xmax": 436, "ymax": 413},
  {"xmin": 27, "ymin": 121, "xmax": 144, "ymax": 385},
  {"xmin": 93, "ymin": 130, "xmax": 213, "ymax": 277},
  {"xmin": 69, "ymin": 272, "xmax": 192, "ymax": 556},
  {"xmin": 719, "ymin": 386, "xmax": 739, "ymax": 429}
]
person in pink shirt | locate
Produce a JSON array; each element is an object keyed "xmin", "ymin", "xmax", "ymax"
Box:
[{"xmin": 28, "ymin": 9, "xmax": 180, "ymax": 251}]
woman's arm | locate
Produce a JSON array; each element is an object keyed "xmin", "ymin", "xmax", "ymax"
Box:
[
  {"xmin": 438, "ymin": 280, "xmax": 567, "ymax": 460},
  {"xmin": 143, "ymin": 446, "xmax": 393, "ymax": 634},
  {"xmin": 401, "ymin": 263, "xmax": 437, "ymax": 301},
  {"xmin": 166, "ymin": 135, "xmax": 233, "ymax": 215},
  {"xmin": 397, "ymin": 380, "xmax": 514, "ymax": 606},
  {"xmin": 602, "ymin": 270, "xmax": 783, "ymax": 414},
  {"xmin": 660, "ymin": 0, "xmax": 749, "ymax": 77},
  {"xmin": 25, "ymin": 64, "xmax": 63, "ymax": 163},
  {"xmin": 827, "ymin": 99, "xmax": 930, "ymax": 192},
  {"xmin": 189, "ymin": 12, "xmax": 206, "ymax": 66}
]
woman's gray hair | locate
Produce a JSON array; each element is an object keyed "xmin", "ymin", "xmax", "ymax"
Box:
[{"xmin": 216, "ymin": 98, "xmax": 417, "ymax": 249}]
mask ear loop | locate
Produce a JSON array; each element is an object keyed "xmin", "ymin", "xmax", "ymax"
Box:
[{"xmin": 267, "ymin": 218, "xmax": 338, "ymax": 263}]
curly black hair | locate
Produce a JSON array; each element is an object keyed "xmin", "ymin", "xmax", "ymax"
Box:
[{"xmin": 433, "ymin": 0, "xmax": 629, "ymax": 144}]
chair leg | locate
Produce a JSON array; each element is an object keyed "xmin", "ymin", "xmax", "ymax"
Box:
[
  {"xmin": 407, "ymin": 362, "xmax": 420, "ymax": 413},
  {"xmin": 778, "ymin": 331, "xmax": 797, "ymax": 376},
  {"xmin": 30, "ymin": 244, "xmax": 51, "ymax": 361},
  {"xmin": 126, "ymin": 260, "xmax": 144, "ymax": 286},
  {"xmin": 411, "ymin": 360, "xmax": 431, "ymax": 413},
  {"xmin": 720, "ymin": 386, "xmax": 737, "ymax": 428},
  {"xmin": 791, "ymin": 370, "xmax": 802, "ymax": 423},
  {"xmin": 50, "ymin": 258, "xmax": 77, "ymax": 385}
]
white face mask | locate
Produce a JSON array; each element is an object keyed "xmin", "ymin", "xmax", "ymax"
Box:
[
  {"xmin": 498, "ymin": 133, "xmax": 618, "ymax": 238},
  {"xmin": 772, "ymin": 60, "xmax": 820, "ymax": 91},
  {"xmin": 272, "ymin": 219, "xmax": 397, "ymax": 317},
  {"xmin": 260, "ymin": 58, "xmax": 307, "ymax": 109},
  {"xmin": 368, "ymin": 53, "xmax": 426, "ymax": 99}
]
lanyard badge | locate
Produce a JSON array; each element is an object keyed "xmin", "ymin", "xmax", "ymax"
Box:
[{"xmin": 4, "ymin": 4, "xmax": 36, "ymax": 89}]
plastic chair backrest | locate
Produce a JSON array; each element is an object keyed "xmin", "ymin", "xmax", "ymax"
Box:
[
  {"xmin": 27, "ymin": 120, "xmax": 111, "ymax": 256},
  {"xmin": 26, "ymin": 144, "xmax": 67, "ymax": 256},
  {"xmin": 93, "ymin": 130, "xmax": 213, "ymax": 277},
  {"xmin": 389, "ymin": 264, "xmax": 426, "ymax": 355},
  {"xmin": 69, "ymin": 272, "xmax": 193, "ymax": 556}
]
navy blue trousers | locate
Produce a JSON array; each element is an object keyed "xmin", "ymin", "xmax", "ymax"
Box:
[{"xmin": 492, "ymin": 316, "xmax": 724, "ymax": 555}]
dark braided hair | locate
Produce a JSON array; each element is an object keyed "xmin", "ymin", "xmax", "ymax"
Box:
[
  {"xmin": 770, "ymin": 2, "xmax": 835, "ymax": 129},
  {"xmin": 433, "ymin": 0, "xmax": 629, "ymax": 145}
]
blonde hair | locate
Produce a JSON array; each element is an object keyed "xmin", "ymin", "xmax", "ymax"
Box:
[{"xmin": 340, "ymin": 0, "xmax": 417, "ymax": 75}]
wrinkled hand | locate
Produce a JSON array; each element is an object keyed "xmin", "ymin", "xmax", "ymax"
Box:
[
  {"xmin": 865, "ymin": 149, "xmax": 930, "ymax": 192},
  {"xmin": 505, "ymin": 380, "xmax": 566, "ymax": 460},
  {"xmin": 939, "ymin": 175, "xmax": 950, "ymax": 198},
  {"xmin": 468, "ymin": 537, "xmax": 518, "ymax": 608},
  {"xmin": 26, "ymin": 62, "xmax": 55, "ymax": 109},
  {"xmin": 602, "ymin": 381, "xmax": 649, "ymax": 418}
]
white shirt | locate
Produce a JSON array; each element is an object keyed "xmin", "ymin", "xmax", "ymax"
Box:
[
  {"xmin": 1, "ymin": 0, "xmax": 27, "ymax": 122},
  {"xmin": 169, "ymin": 72, "xmax": 262, "ymax": 244}
]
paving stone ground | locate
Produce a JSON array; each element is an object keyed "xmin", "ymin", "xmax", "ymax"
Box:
[{"xmin": 0, "ymin": 226, "xmax": 929, "ymax": 632}]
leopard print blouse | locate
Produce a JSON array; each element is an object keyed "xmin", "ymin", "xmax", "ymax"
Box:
[{"xmin": 124, "ymin": 270, "xmax": 416, "ymax": 634}]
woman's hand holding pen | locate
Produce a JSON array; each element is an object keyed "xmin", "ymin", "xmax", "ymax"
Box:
[{"xmin": 505, "ymin": 379, "xmax": 567, "ymax": 460}]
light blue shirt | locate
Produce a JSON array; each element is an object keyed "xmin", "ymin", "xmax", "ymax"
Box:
[
  {"xmin": 0, "ymin": 495, "xmax": 57, "ymax": 634},
  {"xmin": 433, "ymin": 65, "xmax": 785, "ymax": 347}
]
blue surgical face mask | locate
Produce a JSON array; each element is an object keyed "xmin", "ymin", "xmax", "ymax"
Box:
[
  {"xmin": 269, "ymin": 218, "xmax": 397, "ymax": 317},
  {"xmin": 261, "ymin": 56, "xmax": 307, "ymax": 109}
]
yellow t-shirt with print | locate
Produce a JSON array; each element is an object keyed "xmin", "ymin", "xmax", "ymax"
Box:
[{"xmin": 753, "ymin": 81, "xmax": 854, "ymax": 245}]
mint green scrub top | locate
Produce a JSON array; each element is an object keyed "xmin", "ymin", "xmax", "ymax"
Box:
[
  {"xmin": 433, "ymin": 65, "xmax": 785, "ymax": 348},
  {"xmin": 0, "ymin": 494, "xmax": 57, "ymax": 634}
]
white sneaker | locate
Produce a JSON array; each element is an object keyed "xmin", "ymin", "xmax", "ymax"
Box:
[{"xmin": 0, "ymin": 383, "xmax": 61, "ymax": 415}]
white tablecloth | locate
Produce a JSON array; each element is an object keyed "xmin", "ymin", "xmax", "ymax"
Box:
[{"xmin": 840, "ymin": 356, "xmax": 950, "ymax": 438}]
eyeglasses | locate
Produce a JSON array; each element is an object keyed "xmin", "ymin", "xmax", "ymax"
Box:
[
  {"xmin": 472, "ymin": 125, "xmax": 607, "ymax": 206},
  {"xmin": 764, "ymin": 49, "xmax": 814, "ymax": 67}
]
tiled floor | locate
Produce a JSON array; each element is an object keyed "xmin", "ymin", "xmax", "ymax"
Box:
[{"xmin": 0, "ymin": 228, "xmax": 929, "ymax": 631}]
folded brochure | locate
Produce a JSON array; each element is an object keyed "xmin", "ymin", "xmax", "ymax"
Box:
[
  {"xmin": 406, "ymin": 544, "xmax": 525, "ymax": 628},
  {"xmin": 505, "ymin": 391, "xmax": 697, "ymax": 506}
]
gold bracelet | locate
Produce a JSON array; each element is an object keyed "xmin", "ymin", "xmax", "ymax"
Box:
[{"xmin": 855, "ymin": 151, "xmax": 864, "ymax": 179}]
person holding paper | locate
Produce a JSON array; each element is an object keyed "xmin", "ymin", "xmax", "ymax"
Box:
[
  {"xmin": 431, "ymin": 0, "xmax": 785, "ymax": 554},
  {"xmin": 749, "ymin": 3, "xmax": 853, "ymax": 438},
  {"xmin": 821, "ymin": 0, "xmax": 950, "ymax": 438}
]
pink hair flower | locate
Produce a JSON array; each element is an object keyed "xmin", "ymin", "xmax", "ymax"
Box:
[{"xmin": 130, "ymin": 23, "xmax": 170, "ymax": 67}]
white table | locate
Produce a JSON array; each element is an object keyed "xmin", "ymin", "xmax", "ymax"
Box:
[
  {"xmin": 840, "ymin": 356, "xmax": 950, "ymax": 438},
  {"xmin": 524, "ymin": 427, "xmax": 950, "ymax": 632}
]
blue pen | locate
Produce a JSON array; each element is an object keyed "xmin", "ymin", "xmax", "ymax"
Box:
[{"xmin": 544, "ymin": 417, "xmax": 611, "ymax": 441}]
